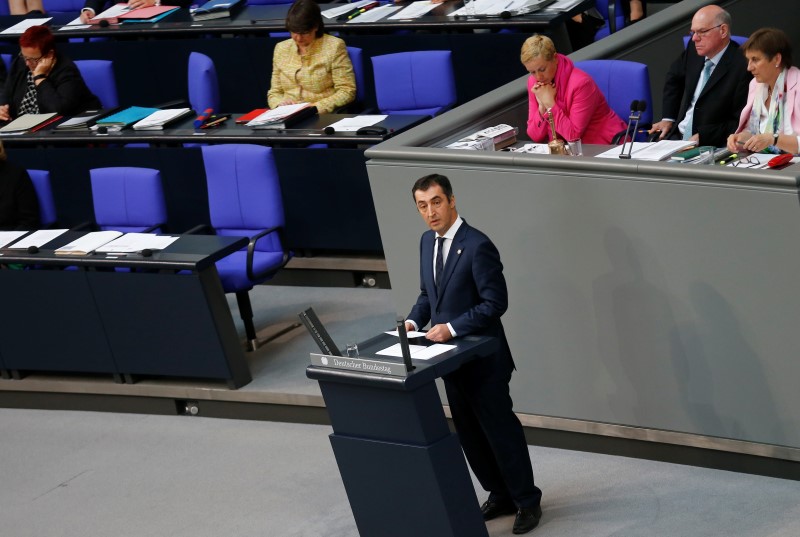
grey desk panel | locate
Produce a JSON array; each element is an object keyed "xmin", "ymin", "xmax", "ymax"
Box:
[{"xmin": 368, "ymin": 155, "xmax": 800, "ymax": 451}]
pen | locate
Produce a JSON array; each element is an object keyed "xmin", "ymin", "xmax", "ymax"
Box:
[
  {"xmin": 201, "ymin": 115, "xmax": 231, "ymax": 129},
  {"xmin": 718, "ymin": 153, "xmax": 737, "ymax": 165},
  {"xmin": 347, "ymin": 2, "xmax": 378, "ymax": 20}
]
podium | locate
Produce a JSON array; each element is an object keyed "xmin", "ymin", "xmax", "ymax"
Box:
[{"xmin": 306, "ymin": 332, "xmax": 498, "ymax": 537}]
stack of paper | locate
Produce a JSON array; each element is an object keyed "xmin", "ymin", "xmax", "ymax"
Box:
[
  {"xmin": 6, "ymin": 229, "xmax": 68, "ymax": 249},
  {"xmin": 96, "ymin": 233, "xmax": 180, "ymax": 253},
  {"xmin": 595, "ymin": 140, "xmax": 697, "ymax": 161},
  {"xmin": 55, "ymin": 231, "xmax": 123, "ymax": 256},
  {"xmin": 246, "ymin": 103, "xmax": 317, "ymax": 129},
  {"xmin": 133, "ymin": 108, "xmax": 193, "ymax": 130}
]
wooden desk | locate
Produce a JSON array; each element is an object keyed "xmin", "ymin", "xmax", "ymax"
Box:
[{"xmin": 0, "ymin": 233, "xmax": 252, "ymax": 388}]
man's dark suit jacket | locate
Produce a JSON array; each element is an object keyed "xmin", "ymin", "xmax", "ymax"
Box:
[
  {"xmin": 2, "ymin": 52, "xmax": 101, "ymax": 119},
  {"xmin": 408, "ymin": 220, "xmax": 513, "ymax": 369},
  {"xmin": 662, "ymin": 40, "xmax": 751, "ymax": 147}
]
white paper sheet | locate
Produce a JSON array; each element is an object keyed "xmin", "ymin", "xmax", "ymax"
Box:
[
  {"xmin": 346, "ymin": 5, "xmax": 401, "ymax": 23},
  {"xmin": 322, "ymin": 0, "xmax": 373, "ymax": 19},
  {"xmin": 0, "ymin": 231, "xmax": 28, "ymax": 248},
  {"xmin": 247, "ymin": 103, "xmax": 310, "ymax": 126},
  {"xmin": 384, "ymin": 329, "xmax": 427, "ymax": 338},
  {"xmin": 8, "ymin": 229, "xmax": 68, "ymax": 249},
  {"xmin": 326, "ymin": 115, "xmax": 387, "ymax": 132},
  {"xmin": 595, "ymin": 140, "xmax": 696, "ymax": 161},
  {"xmin": 56, "ymin": 231, "xmax": 123, "ymax": 255},
  {"xmin": 1, "ymin": 18, "xmax": 53, "ymax": 35},
  {"xmin": 389, "ymin": 1, "xmax": 438, "ymax": 19},
  {"xmin": 96, "ymin": 233, "xmax": 179, "ymax": 253},
  {"xmin": 376, "ymin": 342, "xmax": 457, "ymax": 360}
]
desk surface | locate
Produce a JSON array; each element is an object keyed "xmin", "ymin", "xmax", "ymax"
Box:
[
  {"xmin": 1, "ymin": 113, "xmax": 429, "ymax": 146},
  {"xmin": 0, "ymin": 233, "xmax": 247, "ymax": 271},
  {"xmin": 1, "ymin": 1, "xmax": 591, "ymax": 38}
]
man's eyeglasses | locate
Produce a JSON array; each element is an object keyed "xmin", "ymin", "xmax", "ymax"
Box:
[
  {"xmin": 18, "ymin": 53, "xmax": 42, "ymax": 65},
  {"xmin": 688, "ymin": 24, "xmax": 723, "ymax": 39},
  {"xmin": 732, "ymin": 156, "xmax": 760, "ymax": 168}
]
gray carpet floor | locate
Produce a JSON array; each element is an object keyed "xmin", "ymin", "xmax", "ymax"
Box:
[{"xmin": 2, "ymin": 408, "xmax": 799, "ymax": 537}]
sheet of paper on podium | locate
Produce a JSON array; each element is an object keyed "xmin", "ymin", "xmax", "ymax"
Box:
[
  {"xmin": 376, "ymin": 342, "xmax": 456, "ymax": 360},
  {"xmin": 385, "ymin": 329, "xmax": 427, "ymax": 338}
]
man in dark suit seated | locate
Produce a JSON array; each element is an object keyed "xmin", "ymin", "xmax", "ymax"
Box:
[
  {"xmin": 648, "ymin": 5, "xmax": 751, "ymax": 147},
  {"xmin": 79, "ymin": 0, "xmax": 192, "ymax": 23},
  {"xmin": 405, "ymin": 174, "xmax": 543, "ymax": 535}
]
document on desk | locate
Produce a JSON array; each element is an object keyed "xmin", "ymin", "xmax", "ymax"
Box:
[
  {"xmin": 377, "ymin": 343, "xmax": 457, "ymax": 360},
  {"xmin": 56, "ymin": 231, "xmax": 123, "ymax": 256},
  {"xmin": 96, "ymin": 233, "xmax": 180, "ymax": 253},
  {"xmin": 326, "ymin": 115, "xmax": 387, "ymax": 132},
  {"xmin": 1, "ymin": 18, "xmax": 52, "ymax": 35},
  {"xmin": 595, "ymin": 140, "xmax": 696, "ymax": 161},
  {"xmin": 60, "ymin": 16, "xmax": 91, "ymax": 29},
  {"xmin": 389, "ymin": 1, "xmax": 438, "ymax": 19},
  {"xmin": 0, "ymin": 231, "xmax": 28, "ymax": 248},
  {"xmin": 91, "ymin": 3, "xmax": 131, "ymax": 19},
  {"xmin": 322, "ymin": 0, "xmax": 372, "ymax": 19},
  {"xmin": 541, "ymin": 0, "xmax": 583, "ymax": 11},
  {"xmin": 7, "ymin": 229, "xmax": 68, "ymax": 249},
  {"xmin": 346, "ymin": 5, "xmax": 401, "ymax": 23},
  {"xmin": 385, "ymin": 329, "xmax": 427, "ymax": 338}
]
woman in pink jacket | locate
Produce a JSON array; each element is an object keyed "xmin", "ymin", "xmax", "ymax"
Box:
[
  {"xmin": 521, "ymin": 35, "xmax": 625, "ymax": 145},
  {"xmin": 726, "ymin": 28, "xmax": 800, "ymax": 155}
]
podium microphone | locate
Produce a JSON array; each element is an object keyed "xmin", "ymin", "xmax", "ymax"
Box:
[
  {"xmin": 619, "ymin": 100, "xmax": 641, "ymax": 159},
  {"xmin": 621, "ymin": 101, "xmax": 647, "ymax": 159},
  {"xmin": 194, "ymin": 108, "xmax": 214, "ymax": 129}
]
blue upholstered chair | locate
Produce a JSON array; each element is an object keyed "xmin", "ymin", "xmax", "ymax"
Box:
[
  {"xmin": 74, "ymin": 60, "xmax": 119, "ymax": 109},
  {"xmin": 89, "ymin": 167, "xmax": 167, "ymax": 233},
  {"xmin": 683, "ymin": 35, "xmax": 748, "ymax": 48},
  {"xmin": 575, "ymin": 59, "xmax": 653, "ymax": 143},
  {"xmin": 1, "ymin": 54, "xmax": 10, "ymax": 72},
  {"xmin": 188, "ymin": 52, "xmax": 220, "ymax": 114},
  {"xmin": 593, "ymin": 0, "xmax": 625, "ymax": 41},
  {"xmin": 43, "ymin": 0, "xmax": 85, "ymax": 11},
  {"xmin": 247, "ymin": 0, "xmax": 293, "ymax": 4},
  {"xmin": 371, "ymin": 50, "xmax": 457, "ymax": 116},
  {"xmin": 200, "ymin": 144, "xmax": 292, "ymax": 351},
  {"xmin": 27, "ymin": 170, "xmax": 57, "ymax": 228},
  {"xmin": 346, "ymin": 46, "xmax": 366, "ymax": 110}
]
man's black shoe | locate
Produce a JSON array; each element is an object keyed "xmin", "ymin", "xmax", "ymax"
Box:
[
  {"xmin": 512, "ymin": 505, "xmax": 542, "ymax": 534},
  {"xmin": 479, "ymin": 499, "xmax": 517, "ymax": 521}
]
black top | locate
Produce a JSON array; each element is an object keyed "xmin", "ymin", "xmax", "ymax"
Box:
[
  {"xmin": 1, "ymin": 51, "xmax": 102, "ymax": 120},
  {"xmin": 0, "ymin": 160, "xmax": 40, "ymax": 231}
]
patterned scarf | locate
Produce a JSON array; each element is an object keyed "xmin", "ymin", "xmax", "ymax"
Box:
[
  {"xmin": 19, "ymin": 71, "xmax": 40, "ymax": 116},
  {"xmin": 748, "ymin": 68, "xmax": 787, "ymax": 152}
]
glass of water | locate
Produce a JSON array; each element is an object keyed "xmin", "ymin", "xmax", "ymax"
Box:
[{"xmin": 345, "ymin": 342, "xmax": 359, "ymax": 357}]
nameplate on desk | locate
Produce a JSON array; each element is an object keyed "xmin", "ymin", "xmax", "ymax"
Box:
[{"xmin": 310, "ymin": 353, "xmax": 407, "ymax": 377}]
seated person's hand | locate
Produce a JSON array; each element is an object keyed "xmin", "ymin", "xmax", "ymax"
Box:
[
  {"xmin": 127, "ymin": 0, "xmax": 156, "ymax": 9},
  {"xmin": 278, "ymin": 99, "xmax": 297, "ymax": 107},
  {"xmin": 79, "ymin": 8, "xmax": 95, "ymax": 23},
  {"xmin": 738, "ymin": 131, "xmax": 774, "ymax": 153},
  {"xmin": 649, "ymin": 119, "xmax": 674, "ymax": 139},
  {"xmin": 726, "ymin": 131, "xmax": 753, "ymax": 153},
  {"xmin": 0, "ymin": 104, "xmax": 10, "ymax": 122},
  {"xmin": 532, "ymin": 81, "xmax": 556, "ymax": 113}
]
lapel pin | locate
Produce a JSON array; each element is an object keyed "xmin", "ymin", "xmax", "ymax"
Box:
[{"xmin": 457, "ymin": 249, "xmax": 462, "ymax": 255}]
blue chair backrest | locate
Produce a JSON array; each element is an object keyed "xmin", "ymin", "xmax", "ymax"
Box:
[
  {"xmin": 43, "ymin": 0, "xmax": 85, "ymax": 12},
  {"xmin": 188, "ymin": 52, "xmax": 220, "ymax": 114},
  {"xmin": 27, "ymin": 169, "xmax": 56, "ymax": 228},
  {"xmin": 346, "ymin": 46, "xmax": 366, "ymax": 105},
  {"xmin": 594, "ymin": 0, "xmax": 625, "ymax": 40},
  {"xmin": 371, "ymin": 50, "xmax": 457, "ymax": 116},
  {"xmin": 575, "ymin": 59, "xmax": 653, "ymax": 125},
  {"xmin": 1, "ymin": 54, "xmax": 11, "ymax": 73},
  {"xmin": 74, "ymin": 60, "xmax": 119, "ymax": 109},
  {"xmin": 201, "ymin": 144, "xmax": 285, "ymax": 252},
  {"xmin": 90, "ymin": 167, "xmax": 167, "ymax": 233},
  {"xmin": 247, "ymin": 0, "xmax": 294, "ymax": 4},
  {"xmin": 683, "ymin": 34, "xmax": 748, "ymax": 49}
]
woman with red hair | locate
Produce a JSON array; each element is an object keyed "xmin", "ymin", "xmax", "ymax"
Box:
[{"xmin": 0, "ymin": 26, "xmax": 100, "ymax": 122}]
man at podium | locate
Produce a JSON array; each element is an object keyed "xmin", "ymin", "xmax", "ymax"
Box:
[{"xmin": 405, "ymin": 174, "xmax": 543, "ymax": 534}]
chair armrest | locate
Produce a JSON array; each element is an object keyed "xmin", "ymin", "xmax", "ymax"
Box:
[
  {"xmin": 68, "ymin": 220, "xmax": 94, "ymax": 231},
  {"xmin": 141, "ymin": 222, "xmax": 166, "ymax": 234},
  {"xmin": 245, "ymin": 226, "xmax": 291, "ymax": 282},
  {"xmin": 608, "ymin": 1, "xmax": 616, "ymax": 34}
]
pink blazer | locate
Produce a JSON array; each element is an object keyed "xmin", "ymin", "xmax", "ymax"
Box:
[
  {"xmin": 527, "ymin": 54, "xmax": 626, "ymax": 144},
  {"xmin": 735, "ymin": 66, "xmax": 800, "ymax": 134}
]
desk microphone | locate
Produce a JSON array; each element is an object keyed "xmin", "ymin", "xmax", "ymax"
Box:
[
  {"xmin": 194, "ymin": 108, "xmax": 214, "ymax": 129},
  {"xmin": 620, "ymin": 101, "xmax": 647, "ymax": 159},
  {"xmin": 140, "ymin": 248, "xmax": 153, "ymax": 257},
  {"xmin": 619, "ymin": 100, "xmax": 640, "ymax": 159},
  {"xmin": 99, "ymin": 19, "xmax": 110, "ymax": 27},
  {"xmin": 27, "ymin": 246, "xmax": 39, "ymax": 254},
  {"xmin": 323, "ymin": 126, "xmax": 335, "ymax": 135}
]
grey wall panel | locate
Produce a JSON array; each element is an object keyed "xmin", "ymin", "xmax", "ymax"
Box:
[{"xmin": 369, "ymin": 156, "xmax": 800, "ymax": 449}]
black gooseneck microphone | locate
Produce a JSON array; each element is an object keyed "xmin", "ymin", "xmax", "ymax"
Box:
[
  {"xmin": 619, "ymin": 100, "xmax": 641, "ymax": 159},
  {"xmin": 620, "ymin": 101, "xmax": 648, "ymax": 159},
  {"xmin": 27, "ymin": 245, "xmax": 39, "ymax": 254}
]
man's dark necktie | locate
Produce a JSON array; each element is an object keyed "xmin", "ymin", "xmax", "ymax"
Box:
[{"xmin": 435, "ymin": 236, "xmax": 445, "ymax": 289}]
